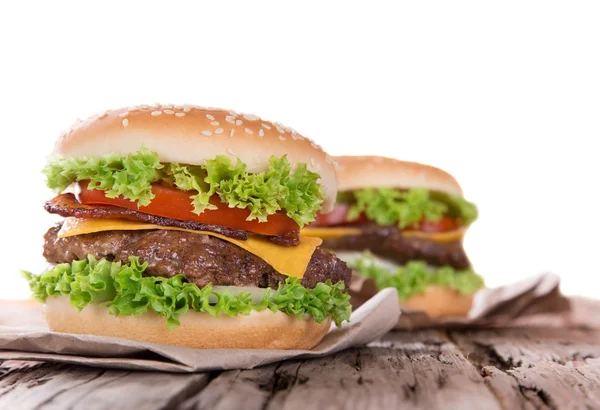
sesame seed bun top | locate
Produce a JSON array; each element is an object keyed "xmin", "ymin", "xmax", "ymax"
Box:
[
  {"xmin": 334, "ymin": 156, "xmax": 463, "ymax": 197},
  {"xmin": 53, "ymin": 104, "xmax": 338, "ymax": 212}
]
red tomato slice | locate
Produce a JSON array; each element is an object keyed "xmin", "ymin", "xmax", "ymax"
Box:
[
  {"xmin": 76, "ymin": 181, "xmax": 299, "ymax": 236},
  {"xmin": 408, "ymin": 216, "xmax": 461, "ymax": 233}
]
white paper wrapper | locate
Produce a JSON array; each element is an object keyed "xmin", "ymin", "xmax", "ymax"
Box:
[
  {"xmin": 350, "ymin": 272, "xmax": 571, "ymax": 329},
  {"xmin": 0, "ymin": 288, "xmax": 399, "ymax": 373}
]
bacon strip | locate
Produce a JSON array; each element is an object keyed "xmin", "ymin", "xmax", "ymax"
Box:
[{"xmin": 43, "ymin": 194, "xmax": 301, "ymax": 246}]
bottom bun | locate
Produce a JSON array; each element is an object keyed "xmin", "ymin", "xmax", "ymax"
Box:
[
  {"xmin": 402, "ymin": 286, "xmax": 473, "ymax": 318},
  {"xmin": 45, "ymin": 297, "xmax": 331, "ymax": 350}
]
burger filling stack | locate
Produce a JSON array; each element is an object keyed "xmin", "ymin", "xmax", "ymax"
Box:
[
  {"xmin": 304, "ymin": 156, "xmax": 484, "ymax": 318},
  {"xmin": 23, "ymin": 105, "xmax": 353, "ymax": 350}
]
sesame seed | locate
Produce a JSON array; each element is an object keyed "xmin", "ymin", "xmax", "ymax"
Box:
[
  {"xmin": 163, "ymin": 104, "xmax": 173, "ymax": 109},
  {"xmin": 259, "ymin": 129, "xmax": 264, "ymax": 137},
  {"xmin": 201, "ymin": 130, "xmax": 213, "ymax": 136},
  {"xmin": 152, "ymin": 103, "xmax": 161, "ymax": 108},
  {"xmin": 310, "ymin": 157, "xmax": 316, "ymax": 166},
  {"xmin": 225, "ymin": 116, "xmax": 235, "ymax": 124},
  {"xmin": 164, "ymin": 109, "xmax": 175, "ymax": 115},
  {"xmin": 98, "ymin": 111, "xmax": 108, "ymax": 119},
  {"xmin": 122, "ymin": 118, "xmax": 129, "ymax": 127},
  {"xmin": 206, "ymin": 114, "xmax": 215, "ymax": 120},
  {"xmin": 279, "ymin": 135, "xmax": 286, "ymax": 140},
  {"xmin": 183, "ymin": 107, "xmax": 191, "ymax": 112},
  {"xmin": 236, "ymin": 120, "xmax": 243, "ymax": 125},
  {"xmin": 325, "ymin": 155, "xmax": 333, "ymax": 164},
  {"xmin": 243, "ymin": 114, "xmax": 259, "ymax": 121},
  {"xmin": 261, "ymin": 123, "xmax": 271, "ymax": 130},
  {"xmin": 317, "ymin": 163, "xmax": 322, "ymax": 171},
  {"xmin": 151, "ymin": 111, "xmax": 162, "ymax": 116},
  {"xmin": 211, "ymin": 121, "xmax": 220, "ymax": 126},
  {"xmin": 275, "ymin": 124, "xmax": 285, "ymax": 133},
  {"xmin": 128, "ymin": 107, "xmax": 139, "ymax": 112},
  {"xmin": 139, "ymin": 104, "xmax": 150, "ymax": 109},
  {"xmin": 175, "ymin": 112, "xmax": 185, "ymax": 117},
  {"xmin": 310, "ymin": 141, "xmax": 320, "ymax": 149},
  {"xmin": 214, "ymin": 128, "xmax": 224, "ymax": 134},
  {"xmin": 119, "ymin": 112, "xmax": 129, "ymax": 118},
  {"xmin": 174, "ymin": 105, "xmax": 182, "ymax": 109},
  {"xmin": 227, "ymin": 148, "xmax": 236, "ymax": 156},
  {"xmin": 245, "ymin": 128, "xmax": 253, "ymax": 134},
  {"xmin": 230, "ymin": 129, "xmax": 235, "ymax": 137}
]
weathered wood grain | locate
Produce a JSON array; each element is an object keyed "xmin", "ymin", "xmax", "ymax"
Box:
[
  {"xmin": 179, "ymin": 365, "xmax": 278, "ymax": 410},
  {"xmin": 450, "ymin": 328, "xmax": 600, "ymax": 409},
  {"xmin": 0, "ymin": 362, "xmax": 210, "ymax": 410},
  {"xmin": 2, "ymin": 328, "xmax": 600, "ymax": 410},
  {"xmin": 181, "ymin": 331, "xmax": 500, "ymax": 410}
]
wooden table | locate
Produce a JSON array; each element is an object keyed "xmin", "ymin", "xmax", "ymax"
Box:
[{"xmin": 2, "ymin": 327, "xmax": 600, "ymax": 410}]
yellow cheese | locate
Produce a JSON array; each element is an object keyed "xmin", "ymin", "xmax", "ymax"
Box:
[
  {"xmin": 301, "ymin": 227, "xmax": 362, "ymax": 239},
  {"xmin": 301, "ymin": 226, "xmax": 466, "ymax": 243},
  {"xmin": 402, "ymin": 228, "xmax": 466, "ymax": 243},
  {"xmin": 57, "ymin": 218, "xmax": 322, "ymax": 279}
]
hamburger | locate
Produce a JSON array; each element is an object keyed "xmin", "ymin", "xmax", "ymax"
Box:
[
  {"xmin": 303, "ymin": 156, "xmax": 484, "ymax": 318},
  {"xmin": 23, "ymin": 104, "xmax": 353, "ymax": 350}
]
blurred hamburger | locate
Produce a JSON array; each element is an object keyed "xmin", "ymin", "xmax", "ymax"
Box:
[
  {"xmin": 23, "ymin": 104, "xmax": 353, "ymax": 349},
  {"xmin": 304, "ymin": 156, "xmax": 483, "ymax": 318}
]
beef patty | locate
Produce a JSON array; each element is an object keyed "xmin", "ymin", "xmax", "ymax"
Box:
[
  {"xmin": 321, "ymin": 224, "xmax": 470, "ymax": 269},
  {"xmin": 43, "ymin": 225, "xmax": 351, "ymax": 289}
]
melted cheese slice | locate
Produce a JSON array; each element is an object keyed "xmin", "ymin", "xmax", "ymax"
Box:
[
  {"xmin": 58, "ymin": 218, "xmax": 322, "ymax": 279},
  {"xmin": 402, "ymin": 228, "xmax": 466, "ymax": 243},
  {"xmin": 301, "ymin": 226, "xmax": 466, "ymax": 243}
]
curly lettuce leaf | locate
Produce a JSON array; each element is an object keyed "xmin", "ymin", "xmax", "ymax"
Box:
[
  {"xmin": 43, "ymin": 148, "xmax": 164, "ymax": 206},
  {"xmin": 43, "ymin": 149, "xmax": 325, "ymax": 227},
  {"xmin": 432, "ymin": 192, "xmax": 478, "ymax": 226},
  {"xmin": 23, "ymin": 256, "xmax": 351, "ymax": 329},
  {"xmin": 204, "ymin": 155, "xmax": 324, "ymax": 226},
  {"xmin": 347, "ymin": 188, "xmax": 477, "ymax": 228},
  {"xmin": 347, "ymin": 253, "xmax": 484, "ymax": 300}
]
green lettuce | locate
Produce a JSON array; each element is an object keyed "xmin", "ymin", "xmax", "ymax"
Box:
[
  {"xmin": 347, "ymin": 253, "xmax": 484, "ymax": 300},
  {"xmin": 43, "ymin": 148, "xmax": 324, "ymax": 227},
  {"xmin": 43, "ymin": 149, "xmax": 164, "ymax": 207},
  {"xmin": 345, "ymin": 188, "xmax": 478, "ymax": 228},
  {"xmin": 23, "ymin": 256, "xmax": 352, "ymax": 329}
]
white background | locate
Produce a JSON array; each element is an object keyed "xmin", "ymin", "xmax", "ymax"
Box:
[{"xmin": 1, "ymin": 1, "xmax": 599, "ymax": 300}]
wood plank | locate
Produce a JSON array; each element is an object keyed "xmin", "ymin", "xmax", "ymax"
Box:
[
  {"xmin": 183, "ymin": 330, "xmax": 499, "ymax": 410},
  {"xmin": 0, "ymin": 363, "xmax": 106, "ymax": 409},
  {"xmin": 179, "ymin": 365, "xmax": 278, "ymax": 410},
  {"xmin": 0, "ymin": 361, "xmax": 211, "ymax": 410},
  {"xmin": 450, "ymin": 328, "xmax": 600, "ymax": 410}
]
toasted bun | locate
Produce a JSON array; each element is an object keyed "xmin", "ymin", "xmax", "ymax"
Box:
[
  {"xmin": 53, "ymin": 104, "xmax": 337, "ymax": 211},
  {"xmin": 402, "ymin": 286, "xmax": 473, "ymax": 317},
  {"xmin": 334, "ymin": 156, "xmax": 463, "ymax": 197},
  {"xmin": 45, "ymin": 297, "xmax": 331, "ymax": 350}
]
